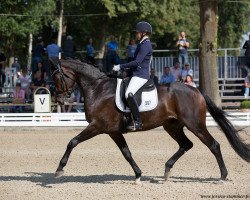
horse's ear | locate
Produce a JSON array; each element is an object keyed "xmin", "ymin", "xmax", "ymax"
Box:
[{"xmin": 49, "ymin": 57, "xmax": 61, "ymax": 70}]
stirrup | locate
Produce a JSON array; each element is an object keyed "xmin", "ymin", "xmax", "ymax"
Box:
[{"xmin": 126, "ymin": 121, "xmax": 142, "ymax": 131}]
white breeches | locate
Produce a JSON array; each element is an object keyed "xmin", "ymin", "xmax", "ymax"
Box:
[{"xmin": 125, "ymin": 76, "xmax": 148, "ymax": 99}]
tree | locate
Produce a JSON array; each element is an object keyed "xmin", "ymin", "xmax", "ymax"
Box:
[
  {"xmin": 218, "ymin": 0, "xmax": 250, "ymax": 49},
  {"xmin": 199, "ymin": 0, "xmax": 220, "ymax": 106},
  {"xmin": 0, "ymin": 0, "xmax": 56, "ymax": 66},
  {"xmin": 0, "ymin": 0, "xmax": 249, "ymax": 66}
]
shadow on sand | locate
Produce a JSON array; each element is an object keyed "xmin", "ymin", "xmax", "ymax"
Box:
[{"xmin": 0, "ymin": 172, "xmax": 228, "ymax": 188}]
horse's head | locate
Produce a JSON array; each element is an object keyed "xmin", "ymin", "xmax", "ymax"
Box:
[
  {"xmin": 49, "ymin": 58, "xmax": 107, "ymax": 105},
  {"xmin": 49, "ymin": 58, "xmax": 77, "ymax": 105}
]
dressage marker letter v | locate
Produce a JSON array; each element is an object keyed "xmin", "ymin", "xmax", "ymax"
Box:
[{"xmin": 39, "ymin": 98, "xmax": 45, "ymax": 105}]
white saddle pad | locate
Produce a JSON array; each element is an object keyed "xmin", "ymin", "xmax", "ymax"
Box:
[{"xmin": 115, "ymin": 78, "xmax": 158, "ymax": 113}]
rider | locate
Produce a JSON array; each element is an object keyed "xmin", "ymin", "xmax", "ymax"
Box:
[{"xmin": 113, "ymin": 21, "xmax": 153, "ymax": 131}]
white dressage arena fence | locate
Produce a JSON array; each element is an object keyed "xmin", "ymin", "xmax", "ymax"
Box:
[
  {"xmin": 0, "ymin": 113, "xmax": 88, "ymax": 127},
  {"xmin": 0, "ymin": 112, "xmax": 249, "ymax": 127}
]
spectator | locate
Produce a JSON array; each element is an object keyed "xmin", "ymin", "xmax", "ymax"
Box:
[
  {"xmin": 31, "ymin": 37, "xmax": 45, "ymax": 75},
  {"xmin": 33, "ymin": 70, "xmax": 45, "ymax": 89},
  {"xmin": 46, "ymin": 37, "xmax": 61, "ymax": 58},
  {"xmin": 176, "ymin": 31, "xmax": 190, "ymax": 68},
  {"xmin": 105, "ymin": 35, "xmax": 120, "ymax": 73},
  {"xmin": 11, "ymin": 58, "xmax": 21, "ymax": 77},
  {"xmin": 184, "ymin": 74, "xmax": 196, "ymax": 88},
  {"xmin": 126, "ymin": 38, "xmax": 137, "ymax": 62},
  {"xmin": 244, "ymin": 71, "xmax": 250, "ymax": 99},
  {"xmin": 17, "ymin": 68, "xmax": 32, "ymax": 99},
  {"xmin": 11, "ymin": 83, "xmax": 25, "ymax": 112},
  {"xmin": 27, "ymin": 82, "xmax": 36, "ymax": 101},
  {"xmin": 181, "ymin": 63, "xmax": 193, "ymax": 81},
  {"xmin": 150, "ymin": 68, "xmax": 159, "ymax": 86},
  {"xmin": 0, "ymin": 48, "xmax": 6, "ymax": 90},
  {"xmin": 62, "ymin": 35, "xmax": 76, "ymax": 59},
  {"xmin": 160, "ymin": 66, "xmax": 175, "ymax": 86},
  {"xmin": 170, "ymin": 61, "xmax": 182, "ymax": 82},
  {"xmin": 62, "ymin": 87, "xmax": 81, "ymax": 113},
  {"xmin": 86, "ymin": 38, "xmax": 95, "ymax": 64},
  {"xmin": 243, "ymin": 34, "xmax": 250, "ymax": 69},
  {"xmin": 35, "ymin": 62, "xmax": 47, "ymax": 81}
]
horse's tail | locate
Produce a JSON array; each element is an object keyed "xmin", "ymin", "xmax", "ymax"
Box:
[{"xmin": 202, "ymin": 93, "xmax": 250, "ymax": 162}]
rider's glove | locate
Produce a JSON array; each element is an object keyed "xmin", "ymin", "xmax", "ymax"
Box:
[{"xmin": 113, "ymin": 64, "xmax": 120, "ymax": 71}]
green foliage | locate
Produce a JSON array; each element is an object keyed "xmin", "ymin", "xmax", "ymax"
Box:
[
  {"xmin": 0, "ymin": 0, "xmax": 250, "ymax": 63},
  {"xmin": 0, "ymin": 0, "xmax": 56, "ymax": 61},
  {"xmin": 63, "ymin": 0, "xmax": 200, "ymax": 55},
  {"xmin": 218, "ymin": 0, "xmax": 250, "ymax": 48},
  {"xmin": 240, "ymin": 100, "xmax": 250, "ymax": 109}
]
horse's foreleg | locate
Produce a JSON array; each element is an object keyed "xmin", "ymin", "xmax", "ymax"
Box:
[
  {"xmin": 109, "ymin": 133, "xmax": 142, "ymax": 185},
  {"xmin": 55, "ymin": 123, "xmax": 100, "ymax": 178},
  {"xmin": 163, "ymin": 122, "xmax": 193, "ymax": 181}
]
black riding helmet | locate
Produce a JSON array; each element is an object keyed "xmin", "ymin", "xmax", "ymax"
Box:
[{"xmin": 134, "ymin": 21, "xmax": 152, "ymax": 34}]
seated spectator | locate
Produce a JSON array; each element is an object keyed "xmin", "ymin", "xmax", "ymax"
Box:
[
  {"xmin": 62, "ymin": 93, "xmax": 75, "ymax": 113},
  {"xmin": 181, "ymin": 63, "xmax": 193, "ymax": 81},
  {"xmin": 33, "ymin": 70, "xmax": 45, "ymax": 89},
  {"xmin": 244, "ymin": 71, "xmax": 250, "ymax": 99},
  {"xmin": 34, "ymin": 62, "xmax": 47, "ymax": 81},
  {"xmin": 170, "ymin": 61, "xmax": 182, "ymax": 82},
  {"xmin": 27, "ymin": 82, "xmax": 36, "ymax": 101},
  {"xmin": 150, "ymin": 68, "xmax": 159, "ymax": 86},
  {"xmin": 17, "ymin": 68, "xmax": 32, "ymax": 99},
  {"xmin": 160, "ymin": 66, "xmax": 175, "ymax": 86},
  {"xmin": 11, "ymin": 83, "xmax": 25, "ymax": 112},
  {"xmin": 62, "ymin": 87, "xmax": 81, "ymax": 112},
  {"xmin": 27, "ymin": 81, "xmax": 51, "ymax": 103},
  {"xmin": 184, "ymin": 75, "xmax": 196, "ymax": 88}
]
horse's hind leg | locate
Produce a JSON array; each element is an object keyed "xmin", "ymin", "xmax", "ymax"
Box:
[
  {"xmin": 109, "ymin": 133, "xmax": 142, "ymax": 185},
  {"xmin": 55, "ymin": 123, "xmax": 100, "ymax": 178},
  {"xmin": 187, "ymin": 124, "xmax": 228, "ymax": 180},
  {"xmin": 163, "ymin": 120, "xmax": 193, "ymax": 181}
]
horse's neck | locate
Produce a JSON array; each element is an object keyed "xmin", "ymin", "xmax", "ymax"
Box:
[{"xmin": 77, "ymin": 77, "xmax": 116, "ymax": 105}]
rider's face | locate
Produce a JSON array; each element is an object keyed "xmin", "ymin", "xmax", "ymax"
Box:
[{"xmin": 136, "ymin": 32, "xmax": 142, "ymax": 41}]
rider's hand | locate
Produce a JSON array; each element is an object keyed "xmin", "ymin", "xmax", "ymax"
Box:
[{"xmin": 113, "ymin": 64, "xmax": 120, "ymax": 71}]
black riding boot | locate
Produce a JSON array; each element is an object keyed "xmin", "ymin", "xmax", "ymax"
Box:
[{"xmin": 126, "ymin": 93, "xmax": 142, "ymax": 131}]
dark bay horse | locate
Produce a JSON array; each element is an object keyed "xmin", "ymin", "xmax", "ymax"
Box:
[{"xmin": 50, "ymin": 58, "xmax": 250, "ymax": 184}]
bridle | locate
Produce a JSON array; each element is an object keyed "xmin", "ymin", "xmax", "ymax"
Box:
[
  {"xmin": 51, "ymin": 59, "xmax": 107, "ymax": 104},
  {"xmin": 51, "ymin": 62, "xmax": 77, "ymax": 98}
]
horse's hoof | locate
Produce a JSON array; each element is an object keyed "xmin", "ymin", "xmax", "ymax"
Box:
[
  {"xmin": 134, "ymin": 178, "xmax": 142, "ymax": 186},
  {"xmin": 54, "ymin": 170, "xmax": 64, "ymax": 178},
  {"xmin": 221, "ymin": 174, "xmax": 228, "ymax": 181},
  {"xmin": 164, "ymin": 170, "xmax": 171, "ymax": 181}
]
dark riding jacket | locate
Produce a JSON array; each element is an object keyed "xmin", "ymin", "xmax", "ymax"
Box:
[{"xmin": 120, "ymin": 38, "xmax": 152, "ymax": 80}]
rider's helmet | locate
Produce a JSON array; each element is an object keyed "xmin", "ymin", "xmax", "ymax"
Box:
[{"xmin": 134, "ymin": 21, "xmax": 152, "ymax": 34}]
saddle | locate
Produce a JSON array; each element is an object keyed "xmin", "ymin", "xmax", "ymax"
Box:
[{"xmin": 115, "ymin": 78, "xmax": 158, "ymax": 112}]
